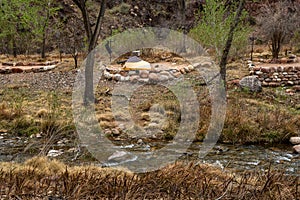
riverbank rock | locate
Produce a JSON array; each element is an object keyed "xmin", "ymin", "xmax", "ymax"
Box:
[
  {"xmin": 293, "ymin": 145, "xmax": 300, "ymax": 154},
  {"xmin": 290, "ymin": 137, "xmax": 300, "ymax": 145},
  {"xmin": 239, "ymin": 76, "xmax": 262, "ymax": 92}
]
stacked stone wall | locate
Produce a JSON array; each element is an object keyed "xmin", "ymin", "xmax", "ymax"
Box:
[{"xmin": 250, "ymin": 66, "xmax": 300, "ymax": 86}]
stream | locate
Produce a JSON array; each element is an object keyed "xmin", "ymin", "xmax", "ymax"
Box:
[
  {"xmin": 111, "ymin": 141, "xmax": 300, "ymax": 174},
  {"xmin": 0, "ymin": 132, "xmax": 299, "ymax": 175}
]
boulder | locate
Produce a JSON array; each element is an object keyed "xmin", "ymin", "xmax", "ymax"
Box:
[
  {"xmin": 239, "ymin": 76, "xmax": 262, "ymax": 92},
  {"xmin": 293, "ymin": 144, "xmax": 300, "ymax": 154},
  {"xmin": 290, "ymin": 137, "xmax": 300, "ymax": 145}
]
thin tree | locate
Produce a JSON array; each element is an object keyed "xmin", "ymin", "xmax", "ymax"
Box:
[
  {"xmin": 72, "ymin": 0, "xmax": 107, "ymax": 104},
  {"xmin": 190, "ymin": 0, "xmax": 249, "ymax": 87},
  {"xmin": 219, "ymin": 0, "xmax": 246, "ymax": 85}
]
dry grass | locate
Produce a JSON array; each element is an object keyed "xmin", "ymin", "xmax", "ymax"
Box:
[
  {"xmin": 222, "ymin": 89, "xmax": 300, "ymax": 144},
  {"xmin": 0, "ymin": 157, "xmax": 299, "ymax": 199}
]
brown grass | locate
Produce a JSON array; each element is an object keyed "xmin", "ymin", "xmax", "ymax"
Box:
[
  {"xmin": 0, "ymin": 157, "xmax": 299, "ymax": 199},
  {"xmin": 222, "ymin": 90, "xmax": 300, "ymax": 144}
]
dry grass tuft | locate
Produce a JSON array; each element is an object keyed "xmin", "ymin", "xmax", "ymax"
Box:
[
  {"xmin": 36, "ymin": 108, "xmax": 48, "ymax": 118},
  {"xmin": 0, "ymin": 158, "xmax": 298, "ymax": 199}
]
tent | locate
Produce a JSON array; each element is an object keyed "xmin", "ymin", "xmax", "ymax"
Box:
[{"xmin": 123, "ymin": 56, "xmax": 151, "ymax": 70}]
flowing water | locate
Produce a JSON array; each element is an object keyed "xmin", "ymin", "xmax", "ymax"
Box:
[
  {"xmin": 0, "ymin": 132, "xmax": 299, "ymax": 175},
  {"xmin": 113, "ymin": 141, "xmax": 300, "ymax": 174}
]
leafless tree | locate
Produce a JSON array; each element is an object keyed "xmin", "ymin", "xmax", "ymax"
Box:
[
  {"xmin": 257, "ymin": 0, "xmax": 300, "ymax": 60},
  {"xmin": 58, "ymin": 15, "xmax": 85, "ymax": 68}
]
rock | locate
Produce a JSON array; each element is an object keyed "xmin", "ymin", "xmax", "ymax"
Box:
[
  {"xmin": 137, "ymin": 139, "xmax": 144, "ymax": 145},
  {"xmin": 149, "ymin": 73, "xmax": 159, "ymax": 82},
  {"xmin": 228, "ymin": 79, "xmax": 240, "ymax": 86},
  {"xmin": 113, "ymin": 74, "xmax": 121, "ymax": 81},
  {"xmin": 159, "ymin": 71, "xmax": 171, "ymax": 77},
  {"xmin": 261, "ymin": 67, "xmax": 270, "ymax": 73},
  {"xmin": 0, "ymin": 129, "xmax": 8, "ymax": 133},
  {"xmin": 179, "ymin": 68, "xmax": 186, "ymax": 74},
  {"xmin": 239, "ymin": 76, "xmax": 262, "ymax": 92},
  {"xmin": 47, "ymin": 149, "xmax": 63, "ymax": 157},
  {"xmin": 288, "ymin": 54, "xmax": 297, "ymax": 59},
  {"xmin": 139, "ymin": 70, "xmax": 149, "ymax": 78},
  {"xmin": 106, "ymin": 150, "xmax": 137, "ymax": 165},
  {"xmin": 269, "ymin": 82, "xmax": 280, "ymax": 87},
  {"xmin": 286, "ymin": 89, "xmax": 295, "ymax": 94},
  {"xmin": 172, "ymin": 72, "xmax": 182, "ymax": 78},
  {"xmin": 120, "ymin": 71, "xmax": 128, "ymax": 77},
  {"xmin": 255, "ymin": 71, "xmax": 263, "ymax": 75},
  {"xmin": 138, "ymin": 78, "xmax": 149, "ymax": 83},
  {"xmin": 280, "ymin": 57, "xmax": 288, "ymax": 63},
  {"xmin": 277, "ymin": 66, "xmax": 284, "ymax": 72},
  {"xmin": 128, "ymin": 70, "xmax": 138, "ymax": 76},
  {"xmin": 104, "ymin": 70, "xmax": 113, "ymax": 79},
  {"xmin": 187, "ymin": 65, "xmax": 194, "ymax": 71},
  {"xmin": 11, "ymin": 68, "xmax": 24, "ymax": 73},
  {"xmin": 290, "ymin": 137, "xmax": 300, "ymax": 145},
  {"xmin": 130, "ymin": 75, "xmax": 139, "ymax": 82},
  {"xmin": 265, "ymin": 78, "xmax": 272, "ymax": 82},
  {"xmin": 120, "ymin": 76, "xmax": 130, "ymax": 82},
  {"xmin": 184, "ymin": 67, "xmax": 190, "ymax": 73},
  {"xmin": 112, "ymin": 128, "xmax": 120, "ymax": 136},
  {"xmin": 159, "ymin": 75, "xmax": 169, "ymax": 82},
  {"xmin": 262, "ymin": 81, "xmax": 269, "ymax": 86},
  {"xmin": 293, "ymin": 145, "xmax": 300, "ymax": 154},
  {"xmin": 292, "ymin": 85, "xmax": 300, "ymax": 92},
  {"xmin": 108, "ymin": 150, "xmax": 127, "ymax": 161},
  {"xmin": 118, "ymin": 124, "xmax": 126, "ymax": 131}
]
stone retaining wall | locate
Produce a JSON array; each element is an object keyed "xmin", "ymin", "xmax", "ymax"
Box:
[
  {"xmin": 103, "ymin": 64, "xmax": 195, "ymax": 83},
  {"xmin": 250, "ymin": 65, "xmax": 300, "ymax": 87},
  {"xmin": 0, "ymin": 61, "xmax": 58, "ymax": 74}
]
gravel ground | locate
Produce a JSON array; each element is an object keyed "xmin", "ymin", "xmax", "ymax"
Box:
[{"xmin": 0, "ymin": 71, "xmax": 78, "ymax": 91}]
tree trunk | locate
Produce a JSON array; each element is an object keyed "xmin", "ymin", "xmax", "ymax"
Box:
[
  {"xmin": 88, "ymin": 0, "xmax": 106, "ymax": 51},
  {"xmin": 73, "ymin": 0, "xmax": 92, "ymax": 43},
  {"xmin": 86, "ymin": 0, "xmax": 106, "ymax": 105},
  {"xmin": 271, "ymin": 30, "xmax": 284, "ymax": 60},
  {"xmin": 41, "ymin": 32, "xmax": 46, "ymax": 59},
  {"xmin": 219, "ymin": 0, "xmax": 245, "ymax": 87},
  {"xmin": 12, "ymin": 38, "xmax": 17, "ymax": 58},
  {"xmin": 72, "ymin": 0, "xmax": 107, "ymax": 105}
]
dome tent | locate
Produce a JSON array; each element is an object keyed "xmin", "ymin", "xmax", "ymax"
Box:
[{"xmin": 123, "ymin": 56, "xmax": 151, "ymax": 70}]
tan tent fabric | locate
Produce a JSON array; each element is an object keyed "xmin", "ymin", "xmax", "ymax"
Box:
[{"xmin": 123, "ymin": 56, "xmax": 151, "ymax": 70}]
